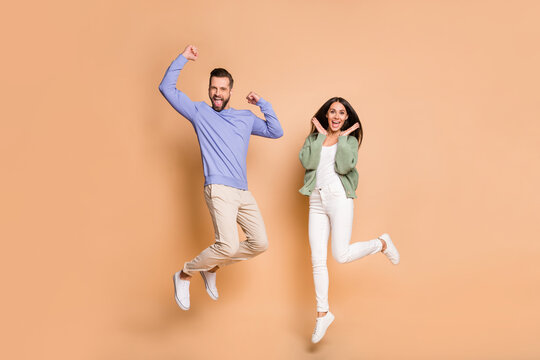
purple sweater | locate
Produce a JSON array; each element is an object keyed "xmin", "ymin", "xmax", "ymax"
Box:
[{"xmin": 159, "ymin": 54, "xmax": 283, "ymax": 190}]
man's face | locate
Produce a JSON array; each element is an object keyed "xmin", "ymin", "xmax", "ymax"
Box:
[{"xmin": 208, "ymin": 76, "xmax": 232, "ymax": 111}]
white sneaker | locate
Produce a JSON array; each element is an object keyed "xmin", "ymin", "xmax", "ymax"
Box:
[
  {"xmin": 379, "ymin": 233, "xmax": 400, "ymax": 264},
  {"xmin": 200, "ymin": 270, "xmax": 219, "ymax": 300},
  {"xmin": 311, "ymin": 312, "xmax": 335, "ymax": 344},
  {"xmin": 173, "ymin": 271, "xmax": 190, "ymax": 310}
]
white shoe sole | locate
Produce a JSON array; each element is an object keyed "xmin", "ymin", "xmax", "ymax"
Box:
[
  {"xmin": 172, "ymin": 273, "xmax": 190, "ymax": 310},
  {"xmin": 200, "ymin": 271, "xmax": 218, "ymax": 301}
]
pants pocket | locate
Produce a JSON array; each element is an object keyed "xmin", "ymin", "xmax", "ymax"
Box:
[{"xmin": 328, "ymin": 181, "xmax": 346, "ymax": 197}]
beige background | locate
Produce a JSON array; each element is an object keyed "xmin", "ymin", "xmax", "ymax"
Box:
[{"xmin": 1, "ymin": 0, "xmax": 540, "ymax": 359}]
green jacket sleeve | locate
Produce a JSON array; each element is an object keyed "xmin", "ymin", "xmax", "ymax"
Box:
[
  {"xmin": 299, "ymin": 133, "xmax": 326, "ymax": 170},
  {"xmin": 335, "ymin": 136, "xmax": 359, "ymax": 175}
]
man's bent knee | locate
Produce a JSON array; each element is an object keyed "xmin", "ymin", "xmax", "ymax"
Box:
[
  {"xmin": 251, "ymin": 234, "xmax": 269, "ymax": 254},
  {"xmin": 212, "ymin": 240, "xmax": 239, "ymax": 258},
  {"xmin": 256, "ymin": 240, "xmax": 269, "ymax": 253}
]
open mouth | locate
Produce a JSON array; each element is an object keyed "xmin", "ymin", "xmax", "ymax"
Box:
[
  {"xmin": 213, "ymin": 98, "xmax": 223, "ymax": 108},
  {"xmin": 331, "ymin": 120, "xmax": 341, "ymax": 127}
]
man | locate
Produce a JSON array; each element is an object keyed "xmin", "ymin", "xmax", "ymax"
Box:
[{"xmin": 159, "ymin": 45, "xmax": 283, "ymax": 310}]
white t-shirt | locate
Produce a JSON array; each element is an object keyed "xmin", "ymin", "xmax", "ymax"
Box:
[{"xmin": 316, "ymin": 144, "xmax": 341, "ymax": 187}]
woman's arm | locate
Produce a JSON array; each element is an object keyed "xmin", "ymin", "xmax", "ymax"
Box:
[
  {"xmin": 299, "ymin": 133, "xmax": 326, "ymax": 170},
  {"xmin": 335, "ymin": 136, "xmax": 359, "ymax": 174}
]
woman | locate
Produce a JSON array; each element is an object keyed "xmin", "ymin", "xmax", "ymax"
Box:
[{"xmin": 299, "ymin": 97, "xmax": 400, "ymax": 344}]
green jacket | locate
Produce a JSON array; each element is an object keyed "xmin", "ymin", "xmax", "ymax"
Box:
[{"xmin": 299, "ymin": 133, "xmax": 359, "ymax": 199}]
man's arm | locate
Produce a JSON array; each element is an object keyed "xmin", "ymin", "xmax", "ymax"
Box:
[
  {"xmin": 247, "ymin": 92, "xmax": 284, "ymax": 139},
  {"xmin": 158, "ymin": 45, "xmax": 199, "ymax": 122}
]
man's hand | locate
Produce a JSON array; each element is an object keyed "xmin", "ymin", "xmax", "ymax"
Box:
[
  {"xmin": 311, "ymin": 117, "xmax": 328, "ymax": 136},
  {"xmin": 246, "ymin": 91, "xmax": 260, "ymax": 105},
  {"xmin": 340, "ymin": 123, "xmax": 360, "ymax": 136},
  {"xmin": 182, "ymin": 45, "xmax": 199, "ymax": 61}
]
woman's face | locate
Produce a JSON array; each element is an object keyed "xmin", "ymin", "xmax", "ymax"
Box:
[{"xmin": 326, "ymin": 101, "xmax": 349, "ymax": 132}]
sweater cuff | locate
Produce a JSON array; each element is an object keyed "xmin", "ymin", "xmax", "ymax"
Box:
[
  {"xmin": 175, "ymin": 54, "xmax": 189, "ymax": 67},
  {"xmin": 337, "ymin": 136, "xmax": 348, "ymax": 146},
  {"xmin": 256, "ymin": 98, "xmax": 273, "ymax": 112}
]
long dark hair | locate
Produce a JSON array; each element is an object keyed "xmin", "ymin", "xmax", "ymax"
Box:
[{"xmin": 310, "ymin": 97, "xmax": 363, "ymax": 146}]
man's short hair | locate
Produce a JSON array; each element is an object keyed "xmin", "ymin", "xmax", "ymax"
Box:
[{"xmin": 209, "ymin": 68, "xmax": 234, "ymax": 89}]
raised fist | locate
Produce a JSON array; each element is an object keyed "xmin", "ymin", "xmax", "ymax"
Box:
[
  {"xmin": 182, "ymin": 45, "xmax": 199, "ymax": 61},
  {"xmin": 246, "ymin": 91, "xmax": 260, "ymax": 105}
]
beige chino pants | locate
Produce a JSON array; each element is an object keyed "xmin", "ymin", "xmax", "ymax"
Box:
[{"xmin": 183, "ymin": 184, "xmax": 269, "ymax": 276}]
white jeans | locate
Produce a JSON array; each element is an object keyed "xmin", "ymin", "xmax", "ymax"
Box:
[{"xmin": 309, "ymin": 181, "xmax": 382, "ymax": 312}]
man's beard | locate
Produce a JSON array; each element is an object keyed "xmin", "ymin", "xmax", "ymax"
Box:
[{"xmin": 211, "ymin": 96, "xmax": 230, "ymax": 112}]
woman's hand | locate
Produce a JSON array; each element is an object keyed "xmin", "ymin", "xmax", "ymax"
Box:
[
  {"xmin": 339, "ymin": 122, "xmax": 359, "ymax": 136},
  {"xmin": 311, "ymin": 117, "xmax": 328, "ymax": 136}
]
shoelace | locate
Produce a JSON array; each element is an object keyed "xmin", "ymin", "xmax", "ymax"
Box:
[
  {"xmin": 313, "ymin": 319, "xmax": 323, "ymax": 335},
  {"xmin": 180, "ymin": 280, "xmax": 190, "ymax": 290}
]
